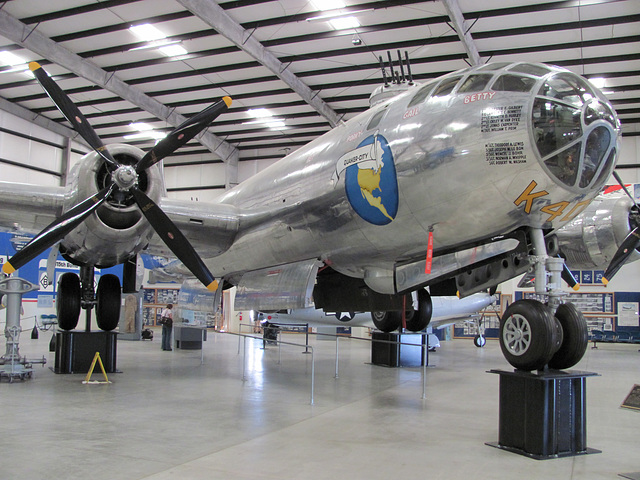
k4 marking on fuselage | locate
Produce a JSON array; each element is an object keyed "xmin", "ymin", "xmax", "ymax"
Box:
[{"xmin": 515, "ymin": 180, "xmax": 591, "ymax": 223}]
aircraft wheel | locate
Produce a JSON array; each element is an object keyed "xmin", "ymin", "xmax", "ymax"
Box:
[
  {"xmin": 96, "ymin": 274, "xmax": 121, "ymax": 331},
  {"xmin": 548, "ymin": 302, "xmax": 588, "ymax": 370},
  {"xmin": 405, "ymin": 290, "xmax": 433, "ymax": 331},
  {"xmin": 499, "ymin": 299, "xmax": 556, "ymax": 371},
  {"xmin": 473, "ymin": 334, "xmax": 486, "ymax": 348},
  {"xmin": 371, "ymin": 310, "xmax": 401, "ymax": 332},
  {"xmin": 56, "ymin": 272, "xmax": 81, "ymax": 331}
]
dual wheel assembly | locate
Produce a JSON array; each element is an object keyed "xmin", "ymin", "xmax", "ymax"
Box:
[
  {"xmin": 499, "ymin": 299, "xmax": 588, "ymax": 371},
  {"xmin": 56, "ymin": 272, "xmax": 122, "ymax": 332},
  {"xmin": 371, "ymin": 290, "xmax": 433, "ymax": 332}
]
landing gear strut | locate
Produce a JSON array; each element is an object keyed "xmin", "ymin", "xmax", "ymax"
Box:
[
  {"xmin": 56, "ymin": 266, "xmax": 121, "ymax": 332},
  {"xmin": 499, "ymin": 229, "xmax": 588, "ymax": 371}
]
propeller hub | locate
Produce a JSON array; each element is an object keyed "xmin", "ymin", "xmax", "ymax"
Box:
[{"xmin": 113, "ymin": 165, "xmax": 138, "ymax": 191}]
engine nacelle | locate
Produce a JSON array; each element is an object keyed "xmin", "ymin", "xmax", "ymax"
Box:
[
  {"xmin": 60, "ymin": 144, "xmax": 164, "ymax": 268},
  {"xmin": 556, "ymin": 193, "xmax": 640, "ymax": 270}
]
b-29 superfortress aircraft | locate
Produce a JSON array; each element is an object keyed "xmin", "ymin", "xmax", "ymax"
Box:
[{"xmin": 0, "ymin": 59, "xmax": 636, "ymax": 372}]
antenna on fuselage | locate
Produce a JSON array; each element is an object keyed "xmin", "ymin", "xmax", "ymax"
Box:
[
  {"xmin": 379, "ymin": 56, "xmax": 389, "ymax": 87},
  {"xmin": 397, "ymin": 50, "xmax": 406, "ymax": 83},
  {"xmin": 404, "ymin": 51, "xmax": 414, "ymax": 85},
  {"xmin": 387, "ymin": 51, "xmax": 396, "ymax": 84}
]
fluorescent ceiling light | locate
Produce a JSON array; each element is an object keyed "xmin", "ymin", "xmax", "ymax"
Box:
[
  {"xmin": 247, "ymin": 108, "xmax": 273, "ymax": 118},
  {"xmin": 310, "ymin": 0, "xmax": 345, "ymax": 11},
  {"xmin": 129, "ymin": 24, "xmax": 166, "ymax": 41},
  {"xmin": 130, "ymin": 122, "xmax": 154, "ymax": 131},
  {"xmin": 159, "ymin": 44, "xmax": 188, "ymax": 57},
  {"xmin": 329, "ymin": 16, "xmax": 360, "ymax": 29},
  {"xmin": 0, "ymin": 50, "xmax": 27, "ymax": 66},
  {"xmin": 266, "ymin": 120, "xmax": 287, "ymax": 129},
  {"xmin": 124, "ymin": 131, "xmax": 166, "ymax": 141},
  {"xmin": 307, "ymin": 8, "xmax": 373, "ymax": 22},
  {"xmin": 129, "ymin": 40, "xmax": 181, "ymax": 52}
]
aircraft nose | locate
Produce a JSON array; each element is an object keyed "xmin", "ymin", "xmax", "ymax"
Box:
[{"xmin": 532, "ymin": 72, "xmax": 620, "ymax": 191}]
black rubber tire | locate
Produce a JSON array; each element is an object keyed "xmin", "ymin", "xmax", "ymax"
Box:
[
  {"xmin": 548, "ymin": 302, "xmax": 589, "ymax": 370},
  {"xmin": 371, "ymin": 310, "xmax": 402, "ymax": 332},
  {"xmin": 56, "ymin": 272, "xmax": 81, "ymax": 331},
  {"xmin": 96, "ymin": 274, "xmax": 121, "ymax": 331},
  {"xmin": 499, "ymin": 299, "xmax": 556, "ymax": 371},
  {"xmin": 473, "ymin": 334, "xmax": 486, "ymax": 348},
  {"xmin": 405, "ymin": 290, "xmax": 433, "ymax": 331}
]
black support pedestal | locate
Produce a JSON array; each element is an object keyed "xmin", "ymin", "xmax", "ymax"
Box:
[
  {"xmin": 486, "ymin": 369, "xmax": 600, "ymax": 460},
  {"xmin": 371, "ymin": 332, "xmax": 427, "ymax": 367},
  {"xmin": 54, "ymin": 331, "xmax": 117, "ymax": 374}
]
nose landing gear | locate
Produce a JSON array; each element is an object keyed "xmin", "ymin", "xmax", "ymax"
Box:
[{"xmin": 499, "ymin": 229, "xmax": 588, "ymax": 371}]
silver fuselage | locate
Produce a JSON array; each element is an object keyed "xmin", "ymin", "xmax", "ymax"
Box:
[{"xmin": 209, "ymin": 63, "xmax": 620, "ymax": 283}]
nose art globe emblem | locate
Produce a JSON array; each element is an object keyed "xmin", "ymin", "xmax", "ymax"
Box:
[{"xmin": 335, "ymin": 133, "xmax": 399, "ymax": 225}]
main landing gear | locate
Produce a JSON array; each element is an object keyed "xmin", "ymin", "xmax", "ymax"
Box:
[
  {"xmin": 371, "ymin": 289, "xmax": 433, "ymax": 332},
  {"xmin": 499, "ymin": 229, "xmax": 588, "ymax": 371},
  {"xmin": 56, "ymin": 266, "xmax": 121, "ymax": 332}
]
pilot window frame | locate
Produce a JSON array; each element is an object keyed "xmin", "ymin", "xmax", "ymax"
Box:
[
  {"xmin": 431, "ymin": 76, "xmax": 462, "ymax": 97},
  {"xmin": 507, "ymin": 64, "xmax": 551, "ymax": 77},
  {"xmin": 457, "ymin": 74, "xmax": 493, "ymax": 93},
  {"xmin": 366, "ymin": 104, "xmax": 389, "ymax": 130},
  {"xmin": 407, "ymin": 81, "xmax": 437, "ymax": 108},
  {"xmin": 491, "ymin": 74, "xmax": 537, "ymax": 92}
]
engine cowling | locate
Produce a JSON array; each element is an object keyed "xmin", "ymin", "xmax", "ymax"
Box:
[
  {"xmin": 556, "ymin": 193, "xmax": 640, "ymax": 270},
  {"xmin": 60, "ymin": 144, "xmax": 164, "ymax": 268}
]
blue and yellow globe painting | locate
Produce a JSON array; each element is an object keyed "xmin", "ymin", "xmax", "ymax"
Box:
[{"xmin": 344, "ymin": 134, "xmax": 399, "ymax": 225}]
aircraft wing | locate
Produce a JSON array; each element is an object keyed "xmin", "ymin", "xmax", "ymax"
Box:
[
  {"xmin": 148, "ymin": 197, "xmax": 241, "ymax": 260},
  {"xmin": 0, "ymin": 181, "xmax": 65, "ymax": 234}
]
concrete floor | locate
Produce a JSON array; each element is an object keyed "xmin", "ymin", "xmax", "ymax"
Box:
[{"xmin": 1, "ymin": 328, "xmax": 639, "ymax": 480}]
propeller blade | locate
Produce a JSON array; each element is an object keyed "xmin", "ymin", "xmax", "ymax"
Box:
[
  {"xmin": 612, "ymin": 170, "xmax": 636, "ymax": 206},
  {"xmin": 561, "ymin": 262, "xmax": 580, "ymax": 291},
  {"xmin": 2, "ymin": 184, "xmax": 114, "ymax": 274},
  {"xmin": 29, "ymin": 62, "xmax": 119, "ymax": 171},
  {"xmin": 602, "ymin": 226, "xmax": 640, "ymax": 285},
  {"xmin": 136, "ymin": 97, "xmax": 232, "ymax": 173},
  {"xmin": 130, "ymin": 188, "xmax": 218, "ymax": 291}
]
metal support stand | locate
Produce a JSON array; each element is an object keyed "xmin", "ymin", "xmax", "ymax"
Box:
[
  {"xmin": 0, "ymin": 277, "xmax": 46, "ymax": 382},
  {"xmin": 486, "ymin": 369, "xmax": 600, "ymax": 459}
]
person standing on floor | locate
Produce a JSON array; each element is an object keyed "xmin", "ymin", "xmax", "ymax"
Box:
[{"xmin": 160, "ymin": 304, "xmax": 174, "ymax": 351}]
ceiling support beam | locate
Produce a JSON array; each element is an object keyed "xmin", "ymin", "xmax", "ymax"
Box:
[
  {"xmin": 0, "ymin": 95, "xmax": 89, "ymax": 150},
  {"xmin": 441, "ymin": 0, "xmax": 482, "ymax": 66},
  {"xmin": 0, "ymin": 9, "xmax": 238, "ymax": 167},
  {"xmin": 176, "ymin": 0, "xmax": 342, "ymax": 128}
]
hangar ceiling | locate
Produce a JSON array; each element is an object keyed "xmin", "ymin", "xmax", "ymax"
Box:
[{"xmin": 0, "ymin": 0, "xmax": 638, "ymax": 181}]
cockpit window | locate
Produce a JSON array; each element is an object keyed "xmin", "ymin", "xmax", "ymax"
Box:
[
  {"xmin": 366, "ymin": 106, "xmax": 387, "ymax": 130},
  {"xmin": 533, "ymin": 98, "xmax": 582, "ymax": 157},
  {"xmin": 584, "ymin": 101, "xmax": 617, "ymax": 128},
  {"xmin": 407, "ymin": 81, "xmax": 436, "ymax": 107},
  {"xmin": 538, "ymin": 74, "xmax": 595, "ymax": 107},
  {"xmin": 477, "ymin": 62, "xmax": 511, "ymax": 71},
  {"xmin": 457, "ymin": 74, "xmax": 493, "ymax": 93},
  {"xmin": 508, "ymin": 64, "xmax": 551, "ymax": 77},
  {"xmin": 432, "ymin": 76, "xmax": 461, "ymax": 97},
  {"xmin": 492, "ymin": 74, "xmax": 536, "ymax": 92},
  {"xmin": 543, "ymin": 144, "xmax": 581, "ymax": 187},
  {"xmin": 580, "ymin": 126, "xmax": 612, "ymax": 188}
]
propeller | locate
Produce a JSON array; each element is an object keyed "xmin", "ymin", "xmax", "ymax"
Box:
[
  {"xmin": 3, "ymin": 64, "xmax": 230, "ymax": 291},
  {"xmin": 560, "ymin": 261, "xmax": 580, "ymax": 291},
  {"xmin": 601, "ymin": 171, "xmax": 640, "ymax": 285}
]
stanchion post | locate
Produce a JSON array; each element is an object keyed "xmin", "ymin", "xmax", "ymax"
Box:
[
  {"xmin": 242, "ymin": 336, "xmax": 247, "ymax": 382},
  {"xmin": 310, "ymin": 347, "xmax": 315, "ymax": 405},
  {"xmin": 335, "ymin": 336, "xmax": 340, "ymax": 379}
]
